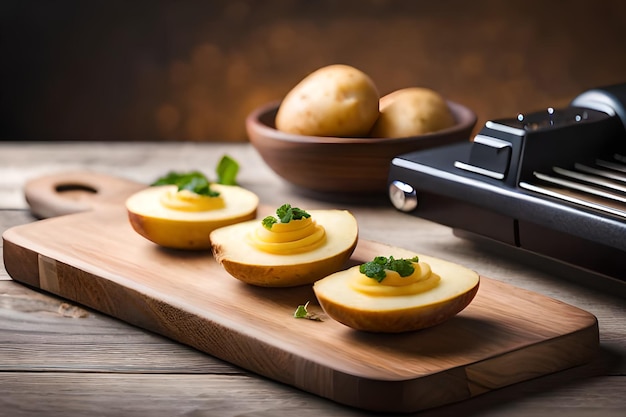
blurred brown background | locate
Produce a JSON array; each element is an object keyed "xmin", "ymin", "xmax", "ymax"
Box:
[{"xmin": 2, "ymin": 0, "xmax": 626, "ymax": 141}]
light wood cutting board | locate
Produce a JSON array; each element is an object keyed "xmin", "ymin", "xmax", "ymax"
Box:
[{"xmin": 2, "ymin": 172, "xmax": 599, "ymax": 413}]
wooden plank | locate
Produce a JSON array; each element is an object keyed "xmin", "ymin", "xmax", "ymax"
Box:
[
  {"xmin": 1, "ymin": 372, "xmax": 625, "ymax": 417},
  {"xmin": 2, "ymin": 201, "xmax": 599, "ymax": 413},
  {"xmin": 0, "ymin": 279, "xmax": 237, "ymax": 374}
]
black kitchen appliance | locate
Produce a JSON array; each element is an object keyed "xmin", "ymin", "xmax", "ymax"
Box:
[{"xmin": 388, "ymin": 83, "xmax": 626, "ymax": 288}]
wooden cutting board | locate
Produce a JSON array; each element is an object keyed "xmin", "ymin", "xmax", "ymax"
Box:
[{"xmin": 2, "ymin": 172, "xmax": 599, "ymax": 413}]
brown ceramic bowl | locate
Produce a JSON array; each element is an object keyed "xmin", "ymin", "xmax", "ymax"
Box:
[{"xmin": 246, "ymin": 101, "xmax": 477, "ymax": 196}]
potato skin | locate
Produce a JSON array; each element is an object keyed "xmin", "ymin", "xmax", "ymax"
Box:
[
  {"xmin": 128, "ymin": 209, "xmax": 256, "ymax": 250},
  {"xmin": 125, "ymin": 185, "xmax": 259, "ymax": 250},
  {"xmin": 370, "ymin": 87, "xmax": 455, "ymax": 138},
  {"xmin": 275, "ymin": 64, "xmax": 380, "ymax": 137},
  {"xmin": 313, "ymin": 252, "xmax": 480, "ymax": 333},
  {"xmin": 213, "ymin": 241, "xmax": 357, "ymax": 287},
  {"xmin": 315, "ymin": 283, "xmax": 479, "ymax": 333},
  {"xmin": 210, "ymin": 209, "xmax": 359, "ymax": 287}
]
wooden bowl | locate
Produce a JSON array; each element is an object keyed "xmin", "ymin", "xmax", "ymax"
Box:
[{"xmin": 246, "ymin": 101, "xmax": 477, "ymax": 196}]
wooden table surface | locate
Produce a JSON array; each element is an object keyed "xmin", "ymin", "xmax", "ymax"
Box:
[{"xmin": 1, "ymin": 142, "xmax": 624, "ymax": 417}]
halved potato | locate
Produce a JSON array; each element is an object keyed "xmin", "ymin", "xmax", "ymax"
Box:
[
  {"xmin": 126, "ymin": 184, "xmax": 259, "ymax": 250},
  {"xmin": 314, "ymin": 249, "xmax": 479, "ymax": 333},
  {"xmin": 210, "ymin": 210, "xmax": 358, "ymax": 287}
]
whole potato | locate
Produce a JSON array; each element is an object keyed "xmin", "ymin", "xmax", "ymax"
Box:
[
  {"xmin": 275, "ymin": 64, "xmax": 380, "ymax": 137},
  {"xmin": 370, "ymin": 87, "xmax": 455, "ymax": 138}
]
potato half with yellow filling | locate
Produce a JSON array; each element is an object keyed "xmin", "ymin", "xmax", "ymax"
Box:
[
  {"xmin": 210, "ymin": 210, "xmax": 358, "ymax": 287},
  {"xmin": 126, "ymin": 184, "xmax": 259, "ymax": 250},
  {"xmin": 314, "ymin": 249, "xmax": 479, "ymax": 333}
]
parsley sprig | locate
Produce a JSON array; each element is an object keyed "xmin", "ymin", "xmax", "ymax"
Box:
[
  {"xmin": 293, "ymin": 301, "xmax": 323, "ymax": 321},
  {"xmin": 150, "ymin": 155, "xmax": 240, "ymax": 197},
  {"xmin": 152, "ymin": 171, "xmax": 219, "ymax": 197},
  {"xmin": 215, "ymin": 154, "xmax": 239, "ymax": 185},
  {"xmin": 359, "ymin": 255, "xmax": 420, "ymax": 283},
  {"xmin": 262, "ymin": 204, "xmax": 311, "ymax": 230}
]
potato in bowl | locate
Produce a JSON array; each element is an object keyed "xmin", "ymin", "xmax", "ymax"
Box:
[
  {"xmin": 370, "ymin": 87, "xmax": 456, "ymax": 138},
  {"xmin": 275, "ymin": 64, "xmax": 380, "ymax": 138}
]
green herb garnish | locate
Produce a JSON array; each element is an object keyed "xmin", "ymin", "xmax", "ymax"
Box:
[
  {"xmin": 151, "ymin": 155, "xmax": 241, "ymax": 197},
  {"xmin": 359, "ymin": 255, "xmax": 420, "ymax": 283},
  {"xmin": 152, "ymin": 171, "xmax": 219, "ymax": 197},
  {"xmin": 262, "ymin": 216, "xmax": 277, "ymax": 229},
  {"xmin": 262, "ymin": 203, "xmax": 311, "ymax": 230},
  {"xmin": 293, "ymin": 301, "xmax": 323, "ymax": 321},
  {"xmin": 215, "ymin": 154, "xmax": 239, "ymax": 185}
]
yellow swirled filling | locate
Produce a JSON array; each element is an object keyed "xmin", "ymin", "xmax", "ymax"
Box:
[
  {"xmin": 350, "ymin": 261, "xmax": 441, "ymax": 296},
  {"xmin": 248, "ymin": 216, "xmax": 327, "ymax": 255},
  {"xmin": 159, "ymin": 189, "xmax": 226, "ymax": 212}
]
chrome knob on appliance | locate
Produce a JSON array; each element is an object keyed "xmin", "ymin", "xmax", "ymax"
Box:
[{"xmin": 389, "ymin": 180, "xmax": 418, "ymax": 212}]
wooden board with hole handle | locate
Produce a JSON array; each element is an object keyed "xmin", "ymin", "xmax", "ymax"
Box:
[{"xmin": 2, "ymin": 171, "xmax": 599, "ymax": 413}]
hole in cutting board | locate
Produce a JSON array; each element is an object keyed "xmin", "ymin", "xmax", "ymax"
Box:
[{"xmin": 55, "ymin": 183, "xmax": 98, "ymax": 201}]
